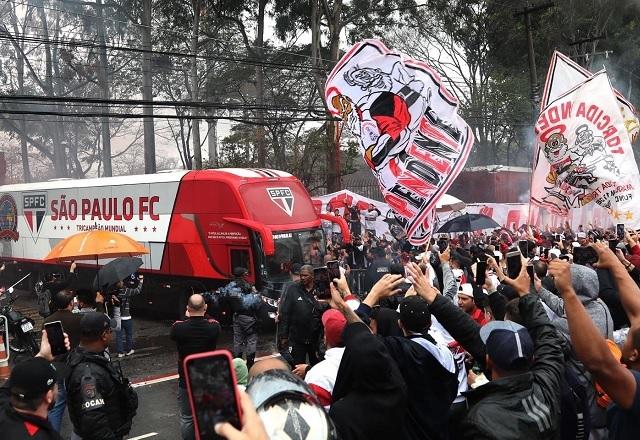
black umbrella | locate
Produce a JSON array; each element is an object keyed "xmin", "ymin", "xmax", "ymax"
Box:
[
  {"xmin": 436, "ymin": 213, "xmax": 500, "ymax": 233},
  {"xmin": 93, "ymin": 257, "xmax": 143, "ymax": 290}
]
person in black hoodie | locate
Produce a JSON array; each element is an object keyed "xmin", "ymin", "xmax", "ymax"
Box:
[
  {"xmin": 327, "ymin": 275, "xmax": 408, "ymax": 440},
  {"xmin": 358, "ymin": 278, "xmax": 458, "ymax": 440}
]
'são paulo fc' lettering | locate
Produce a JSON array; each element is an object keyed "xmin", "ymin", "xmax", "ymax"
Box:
[{"xmin": 50, "ymin": 196, "xmax": 160, "ymax": 221}]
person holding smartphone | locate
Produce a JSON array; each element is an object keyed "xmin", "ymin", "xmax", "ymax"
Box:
[{"xmin": 43, "ymin": 290, "xmax": 82, "ymax": 432}]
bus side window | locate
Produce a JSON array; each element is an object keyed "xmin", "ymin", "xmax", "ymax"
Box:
[{"xmin": 230, "ymin": 248, "xmax": 251, "ymax": 274}]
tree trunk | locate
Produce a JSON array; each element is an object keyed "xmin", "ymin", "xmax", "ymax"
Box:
[
  {"xmin": 14, "ymin": 15, "xmax": 31, "ymax": 183},
  {"xmin": 96, "ymin": 0, "xmax": 112, "ymax": 176},
  {"xmin": 326, "ymin": 26, "xmax": 342, "ymax": 193},
  {"xmin": 207, "ymin": 118, "xmax": 218, "ymax": 167},
  {"xmin": 142, "ymin": 0, "xmax": 156, "ymax": 173},
  {"xmin": 190, "ymin": 0, "xmax": 202, "ymax": 169},
  {"xmin": 255, "ymin": 0, "xmax": 267, "ymax": 167},
  {"xmin": 37, "ymin": 3, "xmax": 66, "ymax": 177}
]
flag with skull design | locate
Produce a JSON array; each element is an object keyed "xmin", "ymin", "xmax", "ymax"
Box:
[
  {"xmin": 325, "ymin": 40, "xmax": 474, "ymax": 245},
  {"xmin": 531, "ymin": 70, "xmax": 640, "ymax": 228}
]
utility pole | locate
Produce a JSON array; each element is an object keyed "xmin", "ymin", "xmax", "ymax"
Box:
[
  {"xmin": 142, "ymin": 0, "xmax": 156, "ymax": 174},
  {"xmin": 569, "ymin": 34, "xmax": 606, "ymax": 69},
  {"xmin": 514, "ymin": 2, "xmax": 554, "ymax": 120}
]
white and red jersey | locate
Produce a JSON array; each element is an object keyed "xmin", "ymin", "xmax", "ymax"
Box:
[{"xmin": 0, "ymin": 169, "xmax": 346, "ymax": 283}]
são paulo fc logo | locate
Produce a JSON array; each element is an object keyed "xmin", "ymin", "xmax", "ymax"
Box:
[
  {"xmin": 267, "ymin": 187, "xmax": 295, "ymax": 217},
  {"xmin": 0, "ymin": 194, "xmax": 19, "ymax": 241},
  {"xmin": 23, "ymin": 193, "xmax": 47, "ymax": 242}
]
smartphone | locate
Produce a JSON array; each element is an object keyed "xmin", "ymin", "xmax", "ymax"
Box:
[
  {"xmin": 475, "ymin": 260, "xmax": 487, "ymax": 286},
  {"xmin": 609, "ymin": 239, "xmax": 619, "ymax": 252},
  {"xmin": 506, "ymin": 250, "xmax": 522, "ymax": 279},
  {"xmin": 518, "ymin": 240, "xmax": 530, "ymax": 257},
  {"xmin": 184, "ymin": 350, "xmax": 242, "ymax": 440},
  {"xmin": 573, "ymin": 246, "xmax": 599, "ymax": 266},
  {"xmin": 313, "ymin": 267, "xmax": 331, "ymax": 300},
  {"xmin": 326, "ymin": 260, "xmax": 341, "ymax": 282},
  {"xmin": 526, "ymin": 264, "xmax": 535, "ymax": 281},
  {"xmin": 437, "ymin": 239, "xmax": 449, "ymax": 253},
  {"xmin": 43, "ymin": 321, "xmax": 68, "ymax": 357},
  {"xmin": 617, "ymin": 224, "xmax": 625, "ymax": 240}
]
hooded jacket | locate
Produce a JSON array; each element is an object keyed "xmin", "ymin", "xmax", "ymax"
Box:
[
  {"xmin": 537, "ymin": 264, "xmax": 613, "ymax": 340},
  {"xmin": 329, "ymin": 322, "xmax": 408, "ymax": 440},
  {"xmin": 0, "ymin": 406, "xmax": 62, "ymax": 440},
  {"xmin": 65, "ymin": 347, "xmax": 137, "ymax": 440},
  {"xmin": 382, "ymin": 334, "xmax": 459, "ymax": 440},
  {"xmin": 459, "ymin": 294, "xmax": 564, "ymax": 440}
]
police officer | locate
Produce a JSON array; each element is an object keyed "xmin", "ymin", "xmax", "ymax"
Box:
[
  {"xmin": 220, "ymin": 267, "xmax": 262, "ymax": 369},
  {"xmin": 65, "ymin": 312, "xmax": 138, "ymax": 440}
]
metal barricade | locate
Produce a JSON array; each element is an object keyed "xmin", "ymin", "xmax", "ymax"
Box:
[{"xmin": 348, "ymin": 269, "xmax": 368, "ymax": 298}]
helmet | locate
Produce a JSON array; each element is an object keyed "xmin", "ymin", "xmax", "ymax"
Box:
[{"xmin": 246, "ymin": 369, "xmax": 337, "ymax": 440}]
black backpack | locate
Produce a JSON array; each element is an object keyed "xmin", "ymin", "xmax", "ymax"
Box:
[
  {"xmin": 560, "ymin": 353, "xmax": 591, "ymax": 440},
  {"xmin": 35, "ymin": 281, "xmax": 51, "ymax": 318}
]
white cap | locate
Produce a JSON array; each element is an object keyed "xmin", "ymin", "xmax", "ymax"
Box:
[
  {"xmin": 549, "ymin": 248, "xmax": 561, "ymax": 258},
  {"xmin": 459, "ymin": 283, "xmax": 474, "ymax": 297},
  {"xmin": 572, "ymin": 242, "xmax": 580, "ymax": 248},
  {"xmin": 577, "ymin": 232, "xmax": 587, "ymax": 239},
  {"xmin": 494, "ymin": 251, "xmax": 502, "ymax": 258}
]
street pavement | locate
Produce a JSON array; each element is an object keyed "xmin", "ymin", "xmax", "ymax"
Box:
[{"xmin": 10, "ymin": 291, "xmax": 279, "ymax": 439}]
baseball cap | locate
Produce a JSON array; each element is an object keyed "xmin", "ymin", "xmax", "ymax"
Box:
[
  {"xmin": 577, "ymin": 232, "xmax": 587, "ymax": 239},
  {"xmin": 549, "ymin": 248, "xmax": 561, "ymax": 259},
  {"xmin": 480, "ymin": 320, "xmax": 534, "ymax": 371},
  {"xmin": 80, "ymin": 311, "xmax": 112, "ymax": 338},
  {"xmin": 458, "ymin": 283, "xmax": 474, "ymax": 298},
  {"xmin": 322, "ymin": 309, "xmax": 347, "ymax": 347},
  {"xmin": 290, "ymin": 263, "xmax": 302, "ymax": 275},
  {"xmin": 10, "ymin": 357, "xmax": 57, "ymax": 400},
  {"xmin": 399, "ymin": 296, "xmax": 431, "ymax": 332}
]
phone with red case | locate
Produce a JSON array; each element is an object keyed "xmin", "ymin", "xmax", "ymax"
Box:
[{"xmin": 183, "ymin": 350, "xmax": 242, "ymax": 440}]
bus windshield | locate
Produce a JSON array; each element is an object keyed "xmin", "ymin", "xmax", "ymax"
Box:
[{"xmin": 265, "ymin": 229, "xmax": 325, "ymax": 283}]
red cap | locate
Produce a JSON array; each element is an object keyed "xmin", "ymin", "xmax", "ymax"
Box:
[{"xmin": 322, "ymin": 309, "xmax": 347, "ymax": 347}]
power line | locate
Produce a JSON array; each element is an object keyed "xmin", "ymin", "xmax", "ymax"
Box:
[{"xmin": 0, "ymin": 31, "xmax": 325, "ymax": 73}]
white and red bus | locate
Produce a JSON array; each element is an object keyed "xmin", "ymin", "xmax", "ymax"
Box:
[{"xmin": 0, "ymin": 168, "xmax": 349, "ymax": 315}]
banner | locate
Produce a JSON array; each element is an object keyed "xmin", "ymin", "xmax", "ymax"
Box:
[
  {"xmin": 531, "ymin": 71, "xmax": 640, "ymax": 228},
  {"xmin": 325, "ymin": 40, "xmax": 474, "ymax": 245},
  {"xmin": 541, "ymin": 51, "xmax": 639, "ymax": 144}
]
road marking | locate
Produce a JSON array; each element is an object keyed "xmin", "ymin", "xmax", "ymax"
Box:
[
  {"xmin": 130, "ymin": 353, "xmax": 279, "ymax": 388},
  {"xmin": 132, "ymin": 374, "xmax": 178, "ymax": 388},
  {"xmin": 128, "ymin": 433, "xmax": 158, "ymax": 440}
]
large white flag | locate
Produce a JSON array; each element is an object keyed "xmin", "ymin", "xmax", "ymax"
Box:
[
  {"xmin": 541, "ymin": 51, "xmax": 639, "ymax": 143},
  {"xmin": 325, "ymin": 40, "xmax": 474, "ymax": 244},
  {"xmin": 531, "ymin": 71, "xmax": 640, "ymax": 228}
]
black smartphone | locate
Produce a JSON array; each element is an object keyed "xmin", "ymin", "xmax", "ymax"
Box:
[
  {"xmin": 314, "ymin": 267, "xmax": 331, "ymax": 299},
  {"xmin": 184, "ymin": 350, "xmax": 242, "ymax": 440},
  {"xmin": 475, "ymin": 260, "xmax": 487, "ymax": 286},
  {"xmin": 437, "ymin": 239, "xmax": 449, "ymax": 253},
  {"xmin": 326, "ymin": 260, "xmax": 341, "ymax": 282},
  {"xmin": 44, "ymin": 321, "xmax": 68, "ymax": 357},
  {"xmin": 573, "ymin": 246, "xmax": 599, "ymax": 266},
  {"xmin": 617, "ymin": 224, "xmax": 625, "ymax": 240},
  {"xmin": 518, "ymin": 240, "xmax": 530, "ymax": 258},
  {"xmin": 526, "ymin": 264, "xmax": 535, "ymax": 281},
  {"xmin": 506, "ymin": 250, "xmax": 522, "ymax": 279},
  {"xmin": 609, "ymin": 239, "xmax": 619, "ymax": 252}
]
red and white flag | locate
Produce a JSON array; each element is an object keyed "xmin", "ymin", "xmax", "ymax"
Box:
[
  {"xmin": 325, "ymin": 40, "xmax": 474, "ymax": 244},
  {"xmin": 531, "ymin": 71, "xmax": 640, "ymax": 228}
]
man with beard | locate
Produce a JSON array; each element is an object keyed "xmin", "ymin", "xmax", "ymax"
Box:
[
  {"xmin": 0, "ymin": 333, "xmax": 67, "ymax": 440},
  {"xmin": 278, "ymin": 265, "xmax": 326, "ymax": 365}
]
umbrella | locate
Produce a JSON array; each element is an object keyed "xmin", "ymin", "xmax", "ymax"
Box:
[
  {"xmin": 437, "ymin": 213, "xmax": 500, "ymax": 233},
  {"xmin": 435, "ymin": 194, "xmax": 466, "ymax": 212},
  {"xmin": 93, "ymin": 257, "xmax": 143, "ymax": 291},
  {"xmin": 44, "ymin": 230, "xmax": 149, "ymax": 262}
]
